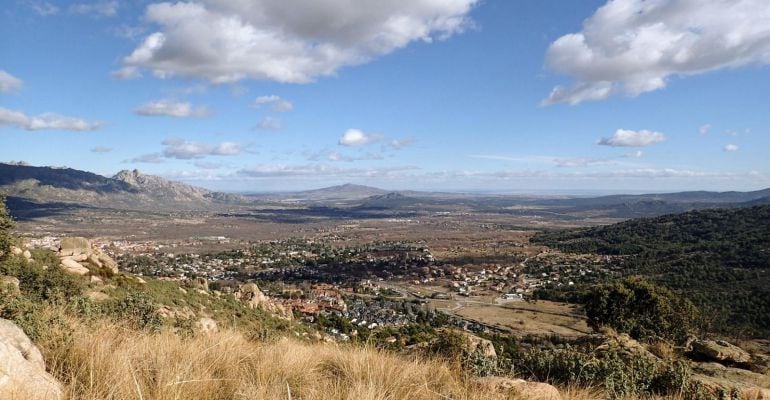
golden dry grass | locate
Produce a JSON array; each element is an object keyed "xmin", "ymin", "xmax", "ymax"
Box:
[{"xmin": 36, "ymin": 322, "xmax": 611, "ymax": 400}]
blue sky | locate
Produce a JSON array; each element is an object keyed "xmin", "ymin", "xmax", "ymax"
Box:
[{"xmin": 1, "ymin": 0, "xmax": 768, "ymax": 193}]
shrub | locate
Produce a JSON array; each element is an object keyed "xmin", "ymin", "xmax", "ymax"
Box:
[
  {"xmin": 0, "ymin": 196, "xmax": 13, "ymax": 262},
  {"xmin": 584, "ymin": 278, "xmax": 700, "ymax": 343},
  {"xmin": 104, "ymin": 291, "xmax": 163, "ymax": 332}
]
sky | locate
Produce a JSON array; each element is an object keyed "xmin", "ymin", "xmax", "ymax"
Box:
[{"xmin": 1, "ymin": 0, "xmax": 769, "ymax": 193}]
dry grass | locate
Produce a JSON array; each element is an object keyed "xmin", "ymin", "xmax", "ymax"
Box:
[
  {"xmin": 36, "ymin": 321, "xmax": 612, "ymax": 400},
  {"xmin": 41, "ymin": 323, "xmax": 479, "ymax": 400}
]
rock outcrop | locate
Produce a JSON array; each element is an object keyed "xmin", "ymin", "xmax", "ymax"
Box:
[
  {"xmin": 236, "ymin": 282, "xmax": 293, "ymax": 320},
  {"xmin": 57, "ymin": 237, "xmax": 118, "ymax": 277},
  {"xmin": 690, "ymin": 339, "xmax": 752, "ymax": 365},
  {"xmin": 476, "ymin": 377, "xmax": 562, "ymax": 400},
  {"xmin": 0, "ymin": 319, "xmax": 63, "ymax": 399},
  {"xmin": 462, "ymin": 331, "xmax": 497, "ymax": 358}
]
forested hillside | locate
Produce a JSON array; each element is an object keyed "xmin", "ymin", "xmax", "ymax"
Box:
[{"xmin": 532, "ymin": 205, "xmax": 770, "ymax": 337}]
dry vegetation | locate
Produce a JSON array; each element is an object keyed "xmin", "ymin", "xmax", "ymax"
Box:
[{"xmin": 35, "ymin": 321, "xmax": 601, "ymax": 400}]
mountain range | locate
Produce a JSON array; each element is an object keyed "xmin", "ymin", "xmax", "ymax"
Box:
[
  {"xmin": 1, "ymin": 163, "xmax": 769, "ymax": 219},
  {"xmin": 0, "ymin": 163, "xmax": 244, "ymax": 212}
]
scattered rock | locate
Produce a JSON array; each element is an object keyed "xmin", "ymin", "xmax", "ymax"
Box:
[
  {"xmin": 196, "ymin": 317, "xmax": 219, "ymax": 334},
  {"xmin": 184, "ymin": 277, "xmax": 209, "ymax": 291},
  {"xmin": 461, "ymin": 331, "xmax": 497, "ymax": 358},
  {"xmin": 86, "ymin": 291, "xmax": 110, "ymax": 301},
  {"xmin": 237, "ymin": 282, "xmax": 293, "ymax": 320},
  {"xmin": 583, "ymin": 329, "xmax": 661, "ymax": 363},
  {"xmin": 476, "ymin": 377, "xmax": 562, "ymax": 400},
  {"xmin": 59, "ymin": 237, "xmax": 90, "ymax": 257},
  {"xmin": 56, "ymin": 237, "xmax": 119, "ymax": 276},
  {"xmin": 10, "ymin": 246, "xmax": 23, "ymax": 256},
  {"xmin": 22, "ymin": 250, "xmax": 32, "ymax": 261},
  {"xmin": 0, "ymin": 319, "xmax": 63, "ymax": 399},
  {"xmin": 692, "ymin": 361, "xmax": 770, "ymax": 398},
  {"xmin": 90, "ymin": 275, "xmax": 103, "ymax": 284},
  {"xmin": 742, "ymin": 387, "xmax": 770, "ymax": 400},
  {"xmin": 690, "ymin": 339, "xmax": 752, "ymax": 365},
  {"xmin": 0, "ymin": 276, "xmax": 20, "ymax": 294},
  {"xmin": 60, "ymin": 258, "xmax": 90, "ymax": 276}
]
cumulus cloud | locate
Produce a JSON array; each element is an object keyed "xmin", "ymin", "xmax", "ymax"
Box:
[
  {"xmin": 254, "ymin": 95, "xmax": 293, "ymax": 112},
  {"xmin": 0, "ymin": 107, "xmax": 102, "ymax": 131},
  {"xmin": 724, "ymin": 144, "xmax": 739, "ymax": 152},
  {"xmin": 338, "ymin": 129, "xmax": 383, "ymax": 147},
  {"xmin": 90, "ymin": 146, "xmax": 113, "ymax": 154},
  {"xmin": 111, "ymin": 66, "xmax": 142, "ymax": 80},
  {"xmin": 0, "ymin": 70, "xmax": 23, "ymax": 93},
  {"xmin": 122, "ymin": 0, "xmax": 477, "ymax": 83},
  {"xmin": 543, "ymin": 0, "xmax": 770, "ymax": 105},
  {"xmin": 69, "ymin": 1, "xmax": 119, "ymax": 17},
  {"xmin": 256, "ymin": 116, "xmax": 282, "ymax": 131},
  {"xmin": 161, "ymin": 138, "xmax": 245, "ymax": 159},
  {"xmin": 699, "ymin": 124, "xmax": 711, "ymax": 135},
  {"xmin": 598, "ymin": 129, "xmax": 666, "ymax": 147},
  {"xmin": 134, "ymin": 99, "xmax": 209, "ymax": 118}
]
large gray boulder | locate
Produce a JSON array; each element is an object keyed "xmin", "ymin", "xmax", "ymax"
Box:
[
  {"xmin": 690, "ymin": 339, "xmax": 752, "ymax": 365},
  {"xmin": 60, "ymin": 257, "xmax": 90, "ymax": 276},
  {"xmin": 0, "ymin": 319, "xmax": 63, "ymax": 399},
  {"xmin": 58, "ymin": 237, "xmax": 90, "ymax": 257}
]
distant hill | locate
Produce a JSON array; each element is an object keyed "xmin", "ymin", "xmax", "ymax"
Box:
[
  {"xmin": 532, "ymin": 205, "xmax": 770, "ymax": 337},
  {"xmin": 0, "ymin": 163, "xmax": 246, "ymax": 213},
  {"xmin": 247, "ymin": 183, "xmax": 388, "ymax": 203},
  {"xmin": 534, "ymin": 189, "xmax": 770, "ymax": 218}
]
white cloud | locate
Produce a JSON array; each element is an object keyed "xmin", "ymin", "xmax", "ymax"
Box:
[
  {"xmin": 237, "ymin": 164, "xmax": 416, "ymax": 178},
  {"xmin": 0, "ymin": 70, "xmax": 23, "ymax": 93},
  {"xmin": 724, "ymin": 144, "xmax": 739, "ymax": 152},
  {"xmin": 134, "ymin": 99, "xmax": 209, "ymax": 118},
  {"xmin": 193, "ymin": 161, "xmax": 223, "ymax": 170},
  {"xmin": 91, "ymin": 146, "xmax": 113, "ymax": 153},
  {"xmin": 161, "ymin": 138, "xmax": 244, "ymax": 159},
  {"xmin": 624, "ymin": 150, "xmax": 644, "ymax": 158},
  {"xmin": 553, "ymin": 157, "xmax": 611, "ymax": 168},
  {"xmin": 69, "ymin": 1, "xmax": 119, "ymax": 17},
  {"xmin": 122, "ymin": 0, "xmax": 477, "ymax": 83},
  {"xmin": 699, "ymin": 124, "xmax": 711, "ymax": 135},
  {"xmin": 543, "ymin": 0, "xmax": 770, "ymax": 105},
  {"xmin": 254, "ymin": 95, "xmax": 293, "ymax": 112},
  {"xmin": 598, "ymin": 129, "xmax": 666, "ymax": 147},
  {"xmin": 256, "ymin": 116, "xmax": 282, "ymax": 130},
  {"xmin": 29, "ymin": 2, "xmax": 59, "ymax": 16},
  {"xmin": 338, "ymin": 129, "xmax": 383, "ymax": 147},
  {"xmin": 0, "ymin": 107, "xmax": 102, "ymax": 131},
  {"xmin": 388, "ymin": 137, "xmax": 415, "ymax": 149},
  {"xmin": 724, "ymin": 129, "xmax": 738, "ymax": 136},
  {"xmin": 211, "ymin": 142, "xmax": 243, "ymax": 156},
  {"xmin": 111, "ymin": 66, "xmax": 142, "ymax": 80},
  {"xmin": 129, "ymin": 153, "xmax": 165, "ymax": 163}
]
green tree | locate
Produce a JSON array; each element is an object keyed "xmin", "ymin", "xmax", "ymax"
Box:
[
  {"xmin": 585, "ymin": 278, "xmax": 700, "ymax": 343},
  {"xmin": 0, "ymin": 196, "xmax": 14, "ymax": 262}
]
